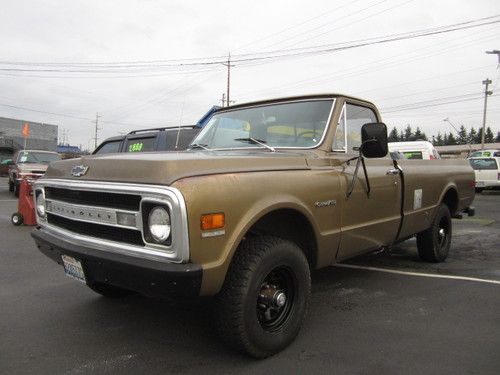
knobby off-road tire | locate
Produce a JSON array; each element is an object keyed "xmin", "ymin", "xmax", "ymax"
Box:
[
  {"xmin": 88, "ymin": 282, "xmax": 133, "ymax": 298},
  {"xmin": 417, "ymin": 204, "xmax": 452, "ymax": 262},
  {"xmin": 215, "ymin": 236, "xmax": 311, "ymax": 358}
]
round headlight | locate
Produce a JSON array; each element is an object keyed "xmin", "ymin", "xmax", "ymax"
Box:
[
  {"xmin": 148, "ymin": 207, "xmax": 171, "ymax": 242},
  {"xmin": 36, "ymin": 193, "xmax": 46, "ymax": 217}
]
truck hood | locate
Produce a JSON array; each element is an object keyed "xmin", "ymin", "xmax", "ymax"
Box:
[{"xmin": 43, "ymin": 150, "xmax": 314, "ymax": 185}]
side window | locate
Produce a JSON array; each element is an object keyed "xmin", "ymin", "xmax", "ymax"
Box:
[
  {"xmin": 332, "ymin": 103, "xmax": 377, "ymax": 153},
  {"xmin": 94, "ymin": 140, "xmax": 122, "ymax": 154},
  {"xmin": 345, "ymin": 104, "xmax": 377, "ymax": 152},
  {"xmin": 332, "ymin": 105, "xmax": 346, "ymax": 152}
]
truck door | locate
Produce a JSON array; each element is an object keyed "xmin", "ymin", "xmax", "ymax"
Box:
[{"xmin": 331, "ymin": 102, "xmax": 402, "ymax": 261}]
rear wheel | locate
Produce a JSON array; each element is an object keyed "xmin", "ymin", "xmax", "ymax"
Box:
[
  {"xmin": 215, "ymin": 236, "xmax": 311, "ymax": 358},
  {"xmin": 417, "ymin": 204, "xmax": 452, "ymax": 262}
]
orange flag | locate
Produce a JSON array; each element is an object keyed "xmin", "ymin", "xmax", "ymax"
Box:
[{"xmin": 22, "ymin": 123, "xmax": 30, "ymax": 138}]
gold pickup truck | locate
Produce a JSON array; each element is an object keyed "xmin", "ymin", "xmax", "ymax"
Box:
[{"xmin": 31, "ymin": 94, "xmax": 475, "ymax": 358}]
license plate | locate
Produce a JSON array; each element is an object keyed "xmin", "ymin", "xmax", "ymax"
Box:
[
  {"xmin": 61, "ymin": 255, "xmax": 86, "ymax": 284},
  {"xmin": 476, "ymin": 181, "xmax": 485, "ymax": 187}
]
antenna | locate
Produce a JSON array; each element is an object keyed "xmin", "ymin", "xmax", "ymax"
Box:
[{"xmin": 174, "ymin": 102, "xmax": 185, "ymax": 150}]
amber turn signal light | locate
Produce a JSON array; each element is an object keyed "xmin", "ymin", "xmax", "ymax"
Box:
[{"xmin": 201, "ymin": 213, "xmax": 225, "ymax": 231}]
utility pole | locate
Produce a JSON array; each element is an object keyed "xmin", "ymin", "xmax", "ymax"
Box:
[
  {"xmin": 221, "ymin": 93, "xmax": 226, "ymax": 107},
  {"xmin": 481, "ymin": 79, "xmax": 492, "ymax": 150},
  {"xmin": 93, "ymin": 112, "xmax": 101, "ymax": 149},
  {"xmin": 485, "ymin": 50, "xmax": 500, "ymax": 68},
  {"xmin": 222, "ymin": 53, "xmax": 235, "ymax": 107}
]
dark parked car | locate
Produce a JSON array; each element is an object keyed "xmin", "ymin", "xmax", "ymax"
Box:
[
  {"xmin": 0, "ymin": 159, "xmax": 13, "ymax": 176},
  {"xmin": 93, "ymin": 126, "xmax": 201, "ymax": 155}
]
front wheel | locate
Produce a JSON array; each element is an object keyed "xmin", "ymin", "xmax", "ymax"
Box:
[
  {"xmin": 215, "ymin": 236, "xmax": 311, "ymax": 358},
  {"xmin": 417, "ymin": 204, "xmax": 452, "ymax": 262}
]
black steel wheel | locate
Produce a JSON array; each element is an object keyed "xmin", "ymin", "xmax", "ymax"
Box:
[
  {"xmin": 257, "ymin": 266, "xmax": 295, "ymax": 332},
  {"xmin": 215, "ymin": 236, "xmax": 311, "ymax": 358},
  {"xmin": 417, "ymin": 204, "xmax": 452, "ymax": 262}
]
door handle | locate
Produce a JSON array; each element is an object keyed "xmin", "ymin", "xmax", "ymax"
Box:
[{"xmin": 386, "ymin": 168, "xmax": 400, "ymax": 175}]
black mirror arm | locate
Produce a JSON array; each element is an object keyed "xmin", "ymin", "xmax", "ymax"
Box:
[{"xmin": 346, "ymin": 140, "xmax": 374, "ymax": 200}]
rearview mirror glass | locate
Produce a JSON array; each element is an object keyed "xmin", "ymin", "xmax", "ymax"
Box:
[{"xmin": 361, "ymin": 123, "xmax": 388, "ymax": 158}]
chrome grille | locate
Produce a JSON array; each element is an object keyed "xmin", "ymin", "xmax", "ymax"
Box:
[{"xmin": 34, "ymin": 179, "xmax": 190, "ymax": 263}]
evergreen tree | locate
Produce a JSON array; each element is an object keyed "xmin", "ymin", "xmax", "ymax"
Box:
[
  {"xmin": 435, "ymin": 132, "xmax": 444, "ymax": 146},
  {"xmin": 477, "ymin": 128, "xmax": 484, "ymax": 144},
  {"xmin": 447, "ymin": 133, "xmax": 457, "ymax": 145},
  {"xmin": 404, "ymin": 125, "xmax": 413, "ymax": 141},
  {"xmin": 468, "ymin": 127, "xmax": 477, "ymax": 144},
  {"xmin": 485, "ymin": 127, "xmax": 494, "ymax": 143},
  {"xmin": 399, "ymin": 129, "xmax": 405, "ymax": 141},
  {"xmin": 388, "ymin": 127, "xmax": 399, "ymax": 142},
  {"xmin": 414, "ymin": 127, "xmax": 422, "ymax": 140},
  {"xmin": 458, "ymin": 125, "xmax": 468, "ymax": 145},
  {"xmin": 443, "ymin": 133, "xmax": 449, "ymax": 145},
  {"xmin": 414, "ymin": 127, "xmax": 427, "ymax": 141}
]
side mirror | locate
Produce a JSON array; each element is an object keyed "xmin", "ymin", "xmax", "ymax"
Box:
[{"xmin": 361, "ymin": 122, "xmax": 388, "ymax": 158}]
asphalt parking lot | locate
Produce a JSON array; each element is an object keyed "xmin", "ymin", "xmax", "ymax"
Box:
[{"xmin": 1, "ymin": 176, "xmax": 499, "ymax": 374}]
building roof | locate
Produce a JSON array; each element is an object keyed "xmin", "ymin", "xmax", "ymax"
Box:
[{"xmin": 435, "ymin": 142, "xmax": 500, "ymax": 154}]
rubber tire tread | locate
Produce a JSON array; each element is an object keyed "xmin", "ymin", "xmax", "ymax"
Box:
[
  {"xmin": 215, "ymin": 235, "xmax": 311, "ymax": 358},
  {"xmin": 416, "ymin": 204, "xmax": 452, "ymax": 263}
]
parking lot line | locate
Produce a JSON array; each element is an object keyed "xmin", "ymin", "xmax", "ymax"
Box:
[
  {"xmin": 0, "ymin": 199, "xmax": 17, "ymax": 202},
  {"xmin": 335, "ymin": 263, "xmax": 500, "ymax": 285}
]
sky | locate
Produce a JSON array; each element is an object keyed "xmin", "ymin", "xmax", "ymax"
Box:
[{"xmin": 0, "ymin": 0, "xmax": 499, "ymax": 151}]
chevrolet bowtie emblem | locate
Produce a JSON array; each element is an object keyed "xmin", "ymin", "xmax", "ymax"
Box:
[{"xmin": 71, "ymin": 165, "xmax": 89, "ymax": 177}]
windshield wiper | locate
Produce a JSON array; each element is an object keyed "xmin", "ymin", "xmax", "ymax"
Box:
[
  {"xmin": 234, "ymin": 138, "xmax": 275, "ymax": 152},
  {"xmin": 188, "ymin": 143, "xmax": 211, "ymax": 151}
]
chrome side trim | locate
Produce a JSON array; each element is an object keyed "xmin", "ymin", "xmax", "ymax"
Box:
[{"xmin": 34, "ymin": 179, "xmax": 189, "ymax": 264}]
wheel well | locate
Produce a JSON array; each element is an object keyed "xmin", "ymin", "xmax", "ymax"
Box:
[
  {"xmin": 247, "ymin": 209, "xmax": 317, "ymax": 269},
  {"xmin": 441, "ymin": 188, "xmax": 458, "ymax": 216}
]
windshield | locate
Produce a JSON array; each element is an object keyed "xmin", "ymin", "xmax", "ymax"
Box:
[
  {"xmin": 17, "ymin": 151, "xmax": 61, "ymax": 164},
  {"xmin": 191, "ymin": 99, "xmax": 334, "ymax": 150}
]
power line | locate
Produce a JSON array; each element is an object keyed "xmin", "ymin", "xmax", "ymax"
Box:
[
  {"xmin": 0, "ymin": 102, "xmax": 93, "ymax": 121},
  {"xmin": 0, "ymin": 15, "xmax": 498, "ymax": 75},
  {"xmin": 381, "ymin": 93, "xmax": 498, "ymax": 113}
]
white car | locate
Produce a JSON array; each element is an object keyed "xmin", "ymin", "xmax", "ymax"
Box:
[
  {"xmin": 469, "ymin": 149, "xmax": 500, "ymax": 158},
  {"xmin": 468, "ymin": 157, "xmax": 500, "ymax": 192},
  {"xmin": 388, "ymin": 141, "xmax": 440, "ymax": 160}
]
